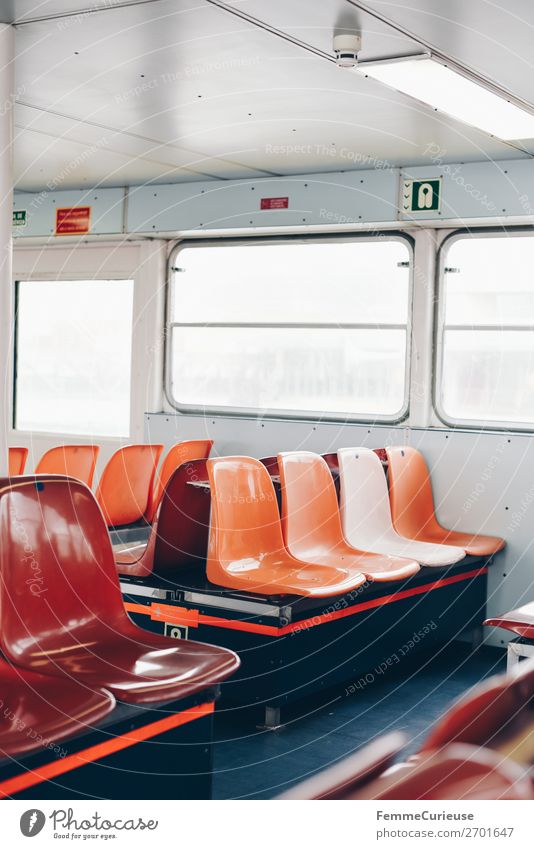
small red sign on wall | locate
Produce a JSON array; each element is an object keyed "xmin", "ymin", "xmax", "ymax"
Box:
[
  {"xmin": 260, "ymin": 196, "xmax": 289, "ymax": 210},
  {"xmin": 55, "ymin": 206, "xmax": 92, "ymax": 235}
]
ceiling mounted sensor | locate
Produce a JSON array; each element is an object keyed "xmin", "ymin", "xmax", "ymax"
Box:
[
  {"xmin": 333, "ymin": 33, "xmax": 362, "ymax": 68},
  {"xmin": 333, "ymin": 33, "xmax": 534, "ymax": 142}
]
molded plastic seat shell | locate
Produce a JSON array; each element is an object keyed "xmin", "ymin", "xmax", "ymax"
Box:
[
  {"xmin": 8, "ymin": 447, "xmax": 28, "ymax": 477},
  {"xmin": 349, "ymin": 745, "xmax": 533, "ymax": 800},
  {"xmin": 484, "ymin": 602, "xmax": 534, "ymax": 639},
  {"xmin": 0, "ymin": 476, "xmax": 240, "ymax": 705},
  {"xmin": 206, "ymin": 456, "xmax": 367, "ymax": 597},
  {"xmin": 117, "ymin": 459, "xmax": 211, "ymax": 578},
  {"xmin": 96, "ymin": 444, "xmax": 163, "ymax": 527},
  {"xmin": 278, "ymin": 451, "xmax": 420, "ymax": 582},
  {"xmin": 420, "ymin": 655, "xmax": 534, "ymax": 754},
  {"xmin": 338, "ymin": 447, "xmax": 465, "ymax": 567},
  {"xmin": 280, "ymin": 732, "xmax": 406, "ymax": 799},
  {"xmin": 386, "ymin": 446, "xmax": 505, "ymax": 557},
  {"xmin": 0, "ymin": 661, "xmax": 115, "ymax": 757},
  {"xmin": 145, "ymin": 439, "xmax": 213, "ymax": 523},
  {"xmin": 35, "ymin": 444, "xmax": 100, "ymax": 487}
]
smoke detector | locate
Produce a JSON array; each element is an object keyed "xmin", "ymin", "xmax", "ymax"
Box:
[{"xmin": 333, "ymin": 33, "xmax": 362, "ymax": 68}]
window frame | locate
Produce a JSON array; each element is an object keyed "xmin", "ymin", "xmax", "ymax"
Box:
[
  {"xmin": 165, "ymin": 233, "xmax": 414, "ymax": 424},
  {"xmin": 434, "ymin": 226, "xmax": 534, "ymax": 432},
  {"xmin": 13, "ymin": 273, "xmax": 136, "ymax": 439}
]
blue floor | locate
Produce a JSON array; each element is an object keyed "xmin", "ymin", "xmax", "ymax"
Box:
[{"xmin": 211, "ymin": 641, "xmax": 506, "ymax": 799}]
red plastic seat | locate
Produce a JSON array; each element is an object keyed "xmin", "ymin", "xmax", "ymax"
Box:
[
  {"xmin": 259, "ymin": 456, "xmax": 280, "ymax": 477},
  {"xmin": 280, "ymin": 732, "xmax": 406, "ymax": 799},
  {"xmin": 145, "ymin": 439, "xmax": 213, "ymax": 523},
  {"xmin": 35, "ymin": 444, "xmax": 99, "ymax": 486},
  {"xmin": 96, "ymin": 444, "xmax": 164, "ymax": 527},
  {"xmin": 206, "ymin": 456, "xmax": 367, "ymax": 597},
  {"xmin": 0, "ymin": 476, "xmax": 240, "ymax": 705},
  {"xmin": 387, "ymin": 446, "xmax": 505, "ymax": 557},
  {"xmin": 349, "ymin": 745, "xmax": 533, "ymax": 800},
  {"xmin": 484, "ymin": 602, "xmax": 534, "ymax": 640},
  {"xmin": 278, "ymin": 452, "xmax": 420, "ymax": 582},
  {"xmin": 322, "ymin": 452, "xmax": 341, "ymax": 499},
  {"xmin": 116, "ymin": 459, "xmax": 211, "ymax": 578},
  {"xmin": 0, "ymin": 660, "xmax": 115, "ymax": 758},
  {"xmin": 420, "ymin": 656, "xmax": 534, "ymax": 754},
  {"xmin": 8, "ymin": 447, "xmax": 28, "ymax": 477}
]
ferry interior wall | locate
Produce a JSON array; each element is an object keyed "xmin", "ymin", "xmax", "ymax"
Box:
[{"xmin": 0, "ymin": 0, "xmax": 534, "ymax": 805}]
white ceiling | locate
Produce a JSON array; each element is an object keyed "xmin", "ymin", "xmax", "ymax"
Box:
[{"xmin": 4, "ymin": 0, "xmax": 534, "ymax": 192}]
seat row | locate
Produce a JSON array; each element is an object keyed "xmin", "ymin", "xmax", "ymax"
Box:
[
  {"xmin": 117, "ymin": 447, "xmax": 505, "ymax": 597},
  {"xmin": 8, "ymin": 439, "xmax": 213, "ymax": 527},
  {"xmin": 281, "ymin": 656, "xmax": 534, "ymax": 800},
  {"xmin": 0, "ymin": 473, "xmax": 239, "ymax": 767}
]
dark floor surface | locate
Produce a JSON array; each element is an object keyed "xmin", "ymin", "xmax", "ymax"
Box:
[{"xmin": 211, "ymin": 640, "xmax": 507, "ymax": 799}]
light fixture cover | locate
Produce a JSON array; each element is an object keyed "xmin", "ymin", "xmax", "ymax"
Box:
[{"xmin": 355, "ymin": 56, "xmax": 534, "ymax": 141}]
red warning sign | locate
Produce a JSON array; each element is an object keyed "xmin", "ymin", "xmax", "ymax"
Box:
[
  {"xmin": 55, "ymin": 206, "xmax": 92, "ymax": 235},
  {"xmin": 260, "ymin": 196, "xmax": 289, "ymax": 210}
]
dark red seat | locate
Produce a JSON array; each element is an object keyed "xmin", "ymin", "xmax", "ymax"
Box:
[
  {"xmin": 420, "ymin": 655, "xmax": 534, "ymax": 754},
  {"xmin": 280, "ymin": 732, "xmax": 406, "ymax": 799},
  {"xmin": 116, "ymin": 459, "xmax": 211, "ymax": 578},
  {"xmin": 259, "ymin": 456, "xmax": 280, "ymax": 477},
  {"xmin": 321, "ymin": 452, "xmax": 341, "ymax": 499},
  {"xmin": 349, "ymin": 745, "xmax": 533, "ymax": 800},
  {"xmin": 0, "ymin": 660, "xmax": 115, "ymax": 758},
  {"xmin": 484, "ymin": 602, "xmax": 534, "ymax": 640},
  {"xmin": 0, "ymin": 476, "xmax": 240, "ymax": 705}
]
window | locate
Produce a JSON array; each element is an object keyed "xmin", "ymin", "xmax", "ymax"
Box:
[
  {"xmin": 437, "ymin": 232, "xmax": 534, "ymax": 427},
  {"xmin": 15, "ymin": 279, "xmax": 134, "ymax": 437},
  {"xmin": 167, "ymin": 238, "xmax": 411, "ymax": 420}
]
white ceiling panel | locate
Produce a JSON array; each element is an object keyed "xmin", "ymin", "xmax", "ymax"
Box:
[{"xmin": 7, "ymin": 0, "xmax": 534, "ymax": 190}]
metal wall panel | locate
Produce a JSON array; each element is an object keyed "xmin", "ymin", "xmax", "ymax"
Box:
[{"xmin": 13, "ymin": 188, "xmax": 125, "ymax": 238}]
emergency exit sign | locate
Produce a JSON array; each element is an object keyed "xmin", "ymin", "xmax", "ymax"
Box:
[
  {"xmin": 12, "ymin": 209, "xmax": 27, "ymax": 227},
  {"xmin": 401, "ymin": 178, "xmax": 442, "ymax": 213}
]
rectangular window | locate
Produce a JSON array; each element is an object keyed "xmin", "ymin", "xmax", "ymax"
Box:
[
  {"xmin": 15, "ymin": 279, "xmax": 134, "ymax": 437},
  {"xmin": 167, "ymin": 238, "xmax": 411, "ymax": 420},
  {"xmin": 437, "ymin": 232, "xmax": 534, "ymax": 426}
]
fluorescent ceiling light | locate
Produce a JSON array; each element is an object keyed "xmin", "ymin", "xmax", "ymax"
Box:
[{"xmin": 354, "ymin": 56, "xmax": 534, "ymax": 141}]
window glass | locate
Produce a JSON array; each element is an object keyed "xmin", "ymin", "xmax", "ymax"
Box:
[
  {"xmin": 439, "ymin": 234, "xmax": 534, "ymax": 425},
  {"xmin": 15, "ymin": 279, "xmax": 134, "ymax": 436},
  {"xmin": 168, "ymin": 238, "xmax": 411, "ymax": 419}
]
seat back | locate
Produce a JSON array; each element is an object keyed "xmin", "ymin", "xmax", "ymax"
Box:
[
  {"xmin": 152, "ymin": 459, "xmax": 212, "ymax": 573},
  {"xmin": 338, "ymin": 447, "xmax": 394, "ymax": 543},
  {"xmin": 259, "ymin": 456, "xmax": 280, "ymax": 477},
  {"xmin": 96, "ymin": 444, "xmax": 163, "ymax": 527},
  {"xmin": 420, "ymin": 657, "xmax": 534, "ymax": 754},
  {"xmin": 207, "ymin": 456, "xmax": 285, "ymax": 567},
  {"xmin": 35, "ymin": 445, "xmax": 100, "ymax": 486},
  {"xmin": 8, "ymin": 447, "xmax": 28, "ymax": 477},
  {"xmin": 146, "ymin": 439, "xmax": 213, "ymax": 522},
  {"xmin": 322, "ymin": 452, "xmax": 341, "ymax": 499},
  {"xmin": 386, "ymin": 445, "xmax": 439, "ymax": 538},
  {"xmin": 0, "ymin": 476, "xmax": 126, "ymax": 667},
  {"xmin": 278, "ymin": 451, "xmax": 345, "ymax": 557}
]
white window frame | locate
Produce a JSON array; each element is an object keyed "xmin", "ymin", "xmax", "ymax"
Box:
[
  {"xmin": 435, "ymin": 227, "xmax": 534, "ymax": 432},
  {"xmin": 165, "ymin": 234, "xmax": 414, "ymax": 424}
]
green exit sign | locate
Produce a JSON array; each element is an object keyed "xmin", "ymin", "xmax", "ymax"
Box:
[
  {"xmin": 13, "ymin": 209, "xmax": 27, "ymax": 227},
  {"xmin": 401, "ymin": 178, "xmax": 442, "ymax": 213}
]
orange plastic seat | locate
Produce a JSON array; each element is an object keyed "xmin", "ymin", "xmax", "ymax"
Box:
[
  {"xmin": 0, "ymin": 475, "xmax": 240, "ymax": 705},
  {"xmin": 206, "ymin": 456, "xmax": 367, "ymax": 597},
  {"xmin": 8, "ymin": 447, "xmax": 28, "ymax": 477},
  {"xmin": 0, "ymin": 661, "xmax": 115, "ymax": 758},
  {"xmin": 484, "ymin": 602, "xmax": 534, "ymax": 640},
  {"xmin": 420, "ymin": 656, "xmax": 534, "ymax": 755},
  {"xmin": 96, "ymin": 444, "xmax": 164, "ymax": 527},
  {"xmin": 278, "ymin": 452, "xmax": 420, "ymax": 583},
  {"xmin": 116, "ymin": 459, "xmax": 211, "ymax": 578},
  {"xmin": 387, "ymin": 446, "xmax": 505, "ymax": 557},
  {"xmin": 35, "ymin": 444, "xmax": 100, "ymax": 486},
  {"xmin": 145, "ymin": 439, "xmax": 213, "ymax": 523}
]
